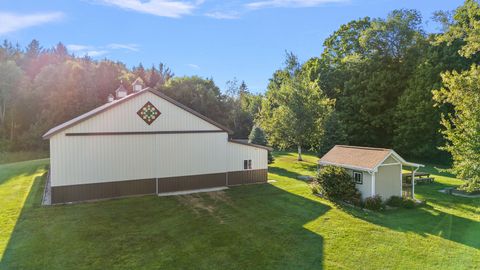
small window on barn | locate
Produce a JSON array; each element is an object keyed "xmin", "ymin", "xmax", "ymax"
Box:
[
  {"xmin": 244, "ymin": 160, "xmax": 252, "ymax": 170},
  {"xmin": 353, "ymin": 171, "xmax": 363, "ymax": 184}
]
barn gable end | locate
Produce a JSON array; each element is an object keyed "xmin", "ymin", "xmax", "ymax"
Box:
[
  {"xmin": 44, "ymin": 87, "xmax": 269, "ymax": 204},
  {"xmin": 45, "ymin": 89, "xmax": 228, "ymax": 139}
]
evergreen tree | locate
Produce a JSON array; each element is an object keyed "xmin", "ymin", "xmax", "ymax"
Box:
[
  {"xmin": 248, "ymin": 126, "xmax": 267, "ymax": 145},
  {"xmin": 248, "ymin": 126, "xmax": 273, "ymax": 163}
]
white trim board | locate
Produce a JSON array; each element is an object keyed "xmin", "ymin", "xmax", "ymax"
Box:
[{"xmin": 157, "ymin": 187, "xmax": 228, "ymax": 197}]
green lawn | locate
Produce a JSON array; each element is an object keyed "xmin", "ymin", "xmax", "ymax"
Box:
[{"xmin": 0, "ymin": 153, "xmax": 479, "ymax": 269}]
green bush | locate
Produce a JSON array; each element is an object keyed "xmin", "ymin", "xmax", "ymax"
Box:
[
  {"xmin": 314, "ymin": 166, "xmax": 359, "ymax": 201},
  {"xmin": 364, "ymin": 195, "xmax": 383, "ymax": 211},
  {"xmin": 402, "ymin": 198, "xmax": 416, "ymax": 209},
  {"xmin": 386, "ymin": 196, "xmax": 403, "ymax": 207}
]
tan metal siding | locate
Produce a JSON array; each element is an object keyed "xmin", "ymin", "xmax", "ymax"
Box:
[
  {"xmin": 375, "ymin": 164, "xmax": 402, "ymax": 200},
  {"xmin": 66, "ymin": 92, "xmax": 221, "ymax": 133},
  {"xmin": 50, "ymin": 132, "xmax": 228, "ymax": 186},
  {"xmin": 226, "ymin": 142, "xmax": 268, "ymax": 172}
]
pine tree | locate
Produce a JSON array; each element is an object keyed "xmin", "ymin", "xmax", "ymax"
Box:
[{"xmin": 248, "ymin": 126, "xmax": 274, "ymax": 163}]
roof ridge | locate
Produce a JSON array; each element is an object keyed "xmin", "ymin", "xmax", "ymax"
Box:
[{"xmin": 336, "ymin": 145, "xmax": 391, "ymax": 151}]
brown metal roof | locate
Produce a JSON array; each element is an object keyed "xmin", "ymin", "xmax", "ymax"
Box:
[
  {"xmin": 42, "ymin": 88, "xmax": 233, "ymax": 139},
  {"xmin": 319, "ymin": 145, "xmax": 392, "ymax": 171}
]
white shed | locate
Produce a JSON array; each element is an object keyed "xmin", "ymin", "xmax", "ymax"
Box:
[
  {"xmin": 43, "ymin": 84, "xmax": 270, "ymax": 204},
  {"xmin": 319, "ymin": 145, "xmax": 423, "ymax": 200}
]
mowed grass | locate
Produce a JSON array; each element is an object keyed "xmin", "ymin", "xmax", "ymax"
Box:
[
  {"xmin": 0, "ymin": 153, "xmax": 479, "ymax": 269},
  {"xmin": 0, "ymin": 151, "xmax": 49, "ymax": 165}
]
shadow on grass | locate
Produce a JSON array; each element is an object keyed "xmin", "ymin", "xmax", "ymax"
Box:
[
  {"xmin": 1, "ymin": 170, "xmax": 330, "ymax": 269},
  {"xmin": 341, "ymin": 196, "xmax": 480, "ymax": 250}
]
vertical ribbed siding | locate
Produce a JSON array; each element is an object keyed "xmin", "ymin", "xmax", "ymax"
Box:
[
  {"xmin": 157, "ymin": 173, "xmax": 226, "ymax": 193},
  {"xmin": 227, "ymin": 169, "xmax": 268, "ymax": 186},
  {"xmin": 226, "ymin": 142, "xmax": 268, "ymax": 172},
  {"xmin": 67, "ymin": 92, "xmax": 222, "ymax": 133},
  {"xmin": 48, "ymin": 90, "xmax": 270, "ymax": 202},
  {"xmin": 50, "ymin": 132, "xmax": 228, "ymax": 187}
]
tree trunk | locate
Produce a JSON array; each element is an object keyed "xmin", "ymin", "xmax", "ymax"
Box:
[
  {"xmin": 10, "ymin": 118, "xmax": 15, "ymax": 141},
  {"xmin": 297, "ymin": 145, "xmax": 303, "ymax": 161}
]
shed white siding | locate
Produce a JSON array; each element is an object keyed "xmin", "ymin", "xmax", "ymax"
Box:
[{"xmin": 344, "ymin": 169, "xmax": 372, "ymax": 199}]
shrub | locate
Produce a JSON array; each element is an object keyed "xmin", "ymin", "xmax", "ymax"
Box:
[
  {"xmin": 364, "ymin": 195, "xmax": 383, "ymax": 211},
  {"xmin": 314, "ymin": 166, "xmax": 359, "ymax": 200},
  {"xmin": 386, "ymin": 196, "xmax": 403, "ymax": 207},
  {"xmin": 402, "ymin": 198, "xmax": 416, "ymax": 209}
]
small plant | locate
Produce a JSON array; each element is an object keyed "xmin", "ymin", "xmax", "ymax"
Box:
[
  {"xmin": 347, "ymin": 192, "xmax": 363, "ymax": 207},
  {"xmin": 364, "ymin": 195, "xmax": 383, "ymax": 211},
  {"xmin": 402, "ymin": 198, "xmax": 416, "ymax": 209},
  {"xmin": 386, "ymin": 196, "xmax": 403, "ymax": 207},
  {"xmin": 309, "ymin": 182, "xmax": 321, "ymax": 195},
  {"xmin": 314, "ymin": 166, "xmax": 359, "ymax": 201}
]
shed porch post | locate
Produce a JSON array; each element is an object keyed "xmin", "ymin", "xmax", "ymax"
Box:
[{"xmin": 411, "ymin": 166, "xmax": 419, "ymax": 199}]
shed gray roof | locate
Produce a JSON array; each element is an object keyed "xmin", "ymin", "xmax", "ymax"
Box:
[{"xmin": 319, "ymin": 145, "xmax": 423, "ymax": 172}]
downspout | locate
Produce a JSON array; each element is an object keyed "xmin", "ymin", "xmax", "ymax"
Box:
[
  {"xmin": 371, "ymin": 171, "xmax": 376, "ymax": 197},
  {"xmin": 225, "ymin": 137, "xmax": 229, "ymax": 186}
]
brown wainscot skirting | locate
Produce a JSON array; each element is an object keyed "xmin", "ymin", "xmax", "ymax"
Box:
[
  {"xmin": 51, "ymin": 178, "xmax": 157, "ymax": 204},
  {"xmin": 227, "ymin": 169, "xmax": 268, "ymax": 186},
  {"xmin": 157, "ymin": 173, "xmax": 227, "ymax": 193},
  {"xmin": 51, "ymin": 170, "xmax": 268, "ymax": 204}
]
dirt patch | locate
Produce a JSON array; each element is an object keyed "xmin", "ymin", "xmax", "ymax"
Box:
[{"xmin": 177, "ymin": 194, "xmax": 216, "ymax": 215}]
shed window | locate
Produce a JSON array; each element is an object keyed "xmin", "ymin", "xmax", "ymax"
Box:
[
  {"xmin": 353, "ymin": 171, "xmax": 363, "ymax": 184},
  {"xmin": 244, "ymin": 160, "xmax": 252, "ymax": 170}
]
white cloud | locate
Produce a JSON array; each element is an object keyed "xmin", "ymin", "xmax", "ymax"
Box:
[
  {"xmin": 0, "ymin": 12, "xmax": 64, "ymax": 35},
  {"xmin": 107, "ymin": 43, "xmax": 140, "ymax": 51},
  {"xmin": 187, "ymin": 63, "xmax": 199, "ymax": 69},
  {"xmin": 67, "ymin": 43, "xmax": 139, "ymax": 57},
  {"xmin": 246, "ymin": 0, "xmax": 347, "ymax": 9},
  {"xmin": 205, "ymin": 11, "xmax": 240, "ymax": 20},
  {"xmin": 67, "ymin": 44, "xmax": 93, "ymax": 52},
  {"xmin": 85, "ymin": 50, "xmax": 109, "ymax": 57},
  {"xmin": 96, "ymin": 0, "xmax": 199, "ymax": 18}
]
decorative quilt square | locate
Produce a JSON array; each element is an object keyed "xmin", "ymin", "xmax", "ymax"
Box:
[{"xmin": 137, "ymin": 101, "xmax": 160, "ymax": 125}]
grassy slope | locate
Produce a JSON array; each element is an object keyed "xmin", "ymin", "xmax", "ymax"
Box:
[
  {"xmin": 0, "ymin": 153, "xmax": 479, "ymax": 269},
  {"xmin": 0, "ymin": 151, "xmax": 49, "ymax": 165}
]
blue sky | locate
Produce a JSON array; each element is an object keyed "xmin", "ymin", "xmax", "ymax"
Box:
[{"xmin": 0, "ymin": 0, "xmax": 464, "ymax": 93}]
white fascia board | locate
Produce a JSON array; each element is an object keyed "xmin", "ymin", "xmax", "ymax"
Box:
[
  {"xmin": 402, "ymin": 161, "xmax": 424, "ymax": 168},
  {"xmin": 318, "ymin": 161, "xmax": 374, "ymax": 173},
  {"xmin": 373, "ymin": 150, "xmax": 424, "ymax": 171}
]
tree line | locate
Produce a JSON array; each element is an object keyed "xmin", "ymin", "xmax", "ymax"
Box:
[
  {"xmin": 0, "ymin": 41, "xmax": 262, "ymax": 151},
  {"xmin": 258, "ymin": 0, "xmax": 480, "ymax": 192}
]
